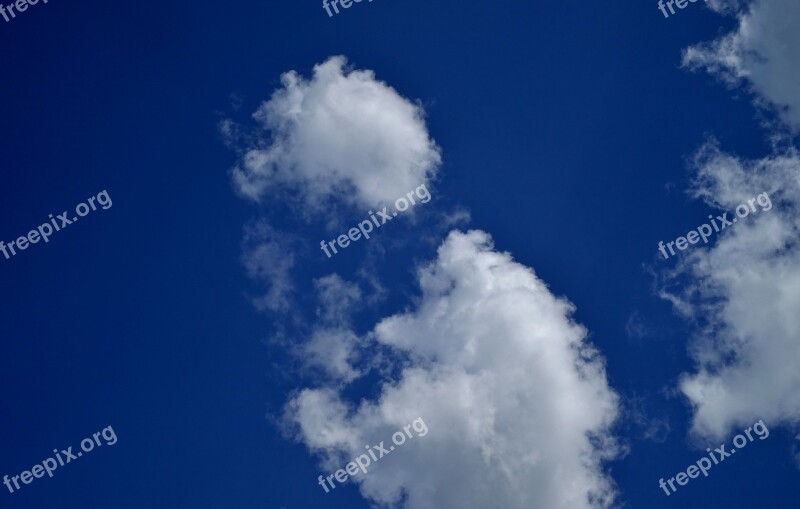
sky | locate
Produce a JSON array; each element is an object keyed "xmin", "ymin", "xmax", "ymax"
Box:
[{"xmin": 0, "ymin": 0, "xmax": 799, "ymax": 508}]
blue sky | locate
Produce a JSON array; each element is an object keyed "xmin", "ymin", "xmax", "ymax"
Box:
[{"xmin": 1, "ymin": 0, "xmax": 799, "ymax": 508}]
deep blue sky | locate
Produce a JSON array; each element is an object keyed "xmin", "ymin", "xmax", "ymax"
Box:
[{"xmin": 0, "ymin": 1, "xmax": 796, "ymax": 508}]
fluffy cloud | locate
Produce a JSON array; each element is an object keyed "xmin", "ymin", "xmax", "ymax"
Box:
[
  {"xmin": 683, "ymin": 0, "xmax": 800, "ymax": 129},
  {"xmin": 287, "ymin": 230, "xmax": 621, "ymax": 509},
  {"xmin": 230, "ymin": 57, "xmax": 621, "ymax": 507},
  {"xmin": 662, "ymin": 142, "xmax": 800, "ymax": 440},
  {"xmin": 230, "ymin": 56, "xmax": 441, "ymax": 209}
]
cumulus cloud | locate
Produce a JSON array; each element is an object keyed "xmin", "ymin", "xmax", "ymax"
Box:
[
  {"xmin": 228, "ymin": 57, "xmax": 621, "ymax": 507},
  {"xmin": 230, "ymin": 56, "xmax": 441, "ymax": 209},
  {"xmin": 286, "ymin": 230, "xmax": 621, "ymax": 509},
  {"xmin": 683, "ymin": 0, "xmax": 800, "ymax": 129},
  {"xmin": 661, "ymin": 142, "xmax": 800, "ymax": 440}
]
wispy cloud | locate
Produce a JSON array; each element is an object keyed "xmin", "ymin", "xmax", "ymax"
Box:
[
  {"xmin": 683, "ymin": 0, "xmax": 800, "ymax": 130},
  {"xmin": 661, "ymin": 142, "xmax": 800, "ymax": 441},
  {"xmin": 241, "ymin": 220, "xmax": 297, "ymax": 313}
]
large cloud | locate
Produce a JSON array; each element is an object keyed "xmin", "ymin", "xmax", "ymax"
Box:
[
  {"xmin": 662, "ymin": 142, "xmax": 800, "ymax": 440},
  {"xmin": 286, "ymin": 230, "xmax": 621, "ymax": 509},
  {"xmin": 230, "ymin": 56, "xmax": 441, "ymax": 209},
  {"xmin": 683, "ymin": 0, "xmax": 800, "ymax": 129}
]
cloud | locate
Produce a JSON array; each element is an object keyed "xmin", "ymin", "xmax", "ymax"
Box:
[
  {"xmin": 661, "ymin": 141, "xmax": 800, "ymax": 441},
  {"xmin": 314, "ymin": 274, "xmax": 362, "ymax": 325},
  {"xmin": 301, "ymin": 328, "xmax": 363, "ymax": 384},
  {"xmin": 286, "ymin": 230, "xmax": 621, "ymax": 509},
  {"xmin": 624, "ymin": 394, "xmax": 672, "ymax": 444},
  {"xmin": 682, "ymin": 0, "xmax": 800, "ymax": 129},
  {"xmin": 299, "ymin": 275, "xmax": 365, "ymax": 383},
  {"xmin": 241, "ymin": 221, "xmax": 296, "ymax": 313},
  {"xmin": 229, "ymin": 56, "xmax": 441, "ymax": 209},
  {"xmin": 624, "ymin": 312, "xmax": 649, "ymax": 340}
]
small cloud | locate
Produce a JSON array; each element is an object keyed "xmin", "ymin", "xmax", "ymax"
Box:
[
  {"xmin": 229, "ymin": 91, "xmax": 244, "ymax": 111},
  {"xmin": 228, "ymin": 56, "xmax": 442, "ymax": 210},
  {"xmin": 623, "ymin": 394, "xmax": 672, "ymax": 444},
  {"xmin": 241, "ymin": 220, "xmax": 297, "ymax": 313},
  {"xmin": 301, "ymin": 328, "xmax": 363, "ymax": 384},
  {"xmin": 624, "ymin": 312, "xmax": 649, "ymax": 340},
  {"xmin": 313, "ymin": 274, "xmax": 362, "ymax": 326}
]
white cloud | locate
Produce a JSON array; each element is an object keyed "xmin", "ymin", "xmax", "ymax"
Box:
[
  {"xmin": 230, "ymin": 56, "xmax": 441, "ymax": 209},
  {"xmin": 241, "ymin": 221, "xmax": 295, "ymax": 312},
  {"xmin": 302, "ymin": 328, "xmax": 363, "ymax": 384},
  {"xmin": 676, "ymin": 1, "xmax": 800, "ymax": 439},
  {"xmin": 683, "ymin": 0, "xmax": 800, "ymax": 129},
  {"xmin": 299, "ymin": 275, "xmax": 365, "ymax": 383},
  {"xmin": 662, "ymin": 142, "xmax": 800, "ymax": 440},
  {"xmin": 286, "ymin": 230, "xmax": 621, "ymax": 509},
  {"xmin": 314, "ymin": 274, "xmax": 362, "ymax": 325}
]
